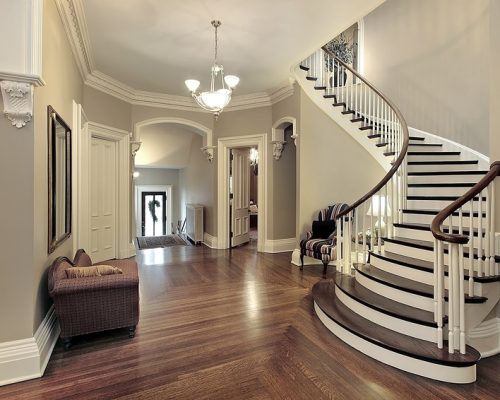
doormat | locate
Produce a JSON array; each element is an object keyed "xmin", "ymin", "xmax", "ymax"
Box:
[{"xmin": 136, "ymin": 234, "xmax": 188, "ymax": 250}]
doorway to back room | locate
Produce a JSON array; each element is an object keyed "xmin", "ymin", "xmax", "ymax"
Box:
[{"xmin": 141, "ymin": 191, "xmax": 167, "ymax": 236}]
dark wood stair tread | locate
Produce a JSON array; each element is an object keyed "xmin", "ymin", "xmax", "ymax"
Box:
[
  {"xmin": 409, "ymin": 143, "xmax": 442, "ymax": 147},
  {"xmin": 333, "ymin": 102, "xmax": 346, "ymax": 107},
  {"xmin": 312, "ymin": 280, "xmax": 480, "ymax": 367},
  {"xmin": 394, "ymin": 222, "xmax": 485, "ymax": 237},
  {"xmin": 359, "ymin": 125, "xmax": 374, "ymax": 131},
  {"xmin": 402, "ymin": 208, "xmax": 486, "ymax": 217},
  {"xmin": 408, "ymin": 170, "xmax": 488, "ymax": 176},
  {"xmin": 354, "ymin": 264, "xmax": 487, "ymax": 303},
  {"xmin": 306, "ymin": 76, "xmax": 318, "ymax": 81},
  {"xmin": 299, "ymin": 65, "xmax": 309, "ymax": 71},
  {"xmin": 342, "ymin": 110, "xmax": 355, "ymax": 115},
  {"xmin": 351, "ymin": 117, "xmax": 364, "ymax": 122},
  {"xmin": 336, "ymin": 272, "xmax": 439, "ymax": 326},
  {"xmin": 370, "ymin": 250, "xmax": 499, "ymax": 283},
  {"xmin": 408, "ymin": 151, "xmax": 461, "ymax": 156},
  {"xmin": 376, "ymin": 142, "xmax": 388, "ymax": 147},
  {"xmin": 407, "ymin": 195, "xmax": 486, "ymax": 201},
  {"xmin": 314, "ymin": 86, "xmax": 327, "ymax": 90},
  {"xmin": 408, "ymin": 160, "xmax": 478, "ymax": 165},
  {"xmin": 383, "ymin": 236, "xmax": 499, "ymax": 266},
  {"xmin": 408, "ymin": 183, "xmax": 475, "ymax": 188},
  {"xmin": 323, "ymin": 94, "xmax": 336, "ymax": 99}
]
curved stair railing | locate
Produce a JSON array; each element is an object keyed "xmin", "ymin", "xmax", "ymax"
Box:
[
  {"xmin": 431, "ymin": 161, "xmax": 500, "ymax": 354},
  {"xmin": 301, "ymin": 47, "xmax": 409, "ymax": 274}
]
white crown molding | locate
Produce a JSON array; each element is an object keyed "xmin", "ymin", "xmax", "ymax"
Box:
[
  {"xmin": 0, "ymin": 306, "xmax": 59, "ymax": 386},
  {"xmin": 0, "ymin": 81, "xmax": 34, "ymax": 128},
  {"xmin": 58, "ymin": 0, "xmax": 294, "ymax": 112}
]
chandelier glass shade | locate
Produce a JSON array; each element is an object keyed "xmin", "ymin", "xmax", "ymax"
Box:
[{"xmin": 185, "ymin": 21, "xmax": 239, "ymax": 118}]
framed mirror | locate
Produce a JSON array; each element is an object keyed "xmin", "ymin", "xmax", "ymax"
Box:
[{"xmin": 48, "ymin": 105, "xmax": 72, "ymax": 254}]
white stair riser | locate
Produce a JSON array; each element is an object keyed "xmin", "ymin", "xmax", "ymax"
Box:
[
  {"xmin": 408, "ymin": 145, "xmax": 443, "ymax": 152},
  {"xmin": 408, "ymin": 163, "xmax": 479, "ymax": 172},
  {"xmin": 336, "ymin": 286, "xmax": 438, "ymax": 342},
  {"xmin": 408, "ymin": 186, "xmax": 473, "ymax": 197},
  {"xmin": 355, "ymin": 269, "xmax": 434, "ymax": 311},
  {"xmin": 403, "ymin": 213, "xmax": 485, "ymax": 228},
  {"xmin": 408, "ymin": 154, "xmax": 461, "ymax": 162},
  {"xmin": 408, "ymin": 174, "xmax": 486, "ymax": 184},
  {"xmin": 406, "ymin": 199, "xmax": 482, "ymax": 209},
  {"xmin": 394, "ymin": 226, "xmax": 484, "ymax": 247}
]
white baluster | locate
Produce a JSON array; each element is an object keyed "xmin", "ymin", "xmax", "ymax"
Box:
[
  {"xmin": 491, "ymin": 180, "xmax": 498, "ymax": 275},
  {"xmin": 433, "ymin": 237, "xmax": 439, "ymax": 323},
  {"xmin": 478, "ymin": 190, "xmax": 483, "ymax": 276},
  {"xmin": 437, "ymin": 239, "xmax": 444, "ymax": 349},
  {"xmin": 485, "ymin": 184, "xmax": 491, "ymax": 276},
  {"xmin": 355, "ymin": 206, "xmax": 359, "ymax": 263},
  {"xmin": 468, "ymin": 199, "xmax": 475, "ymax": 296},
  {"xmin": 448, "ymin": 238, "xmax": 455, "ymax": 353},
  {"xmin": 337, "ymin": 216, "xmax": 342, "ymax": 270},
  {"xmin": 362, "ymin": 201, "xmax": 367, "ymax": 262}
]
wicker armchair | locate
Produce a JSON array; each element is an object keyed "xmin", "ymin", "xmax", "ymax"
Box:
[{"xmin": 48, "ymin": 249, "xmax": 139, "ymax": 349}]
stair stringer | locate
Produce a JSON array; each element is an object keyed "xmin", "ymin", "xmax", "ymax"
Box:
[{"xmin": 293, "ymin": 66, "xmax": 392, "ymax": 173}]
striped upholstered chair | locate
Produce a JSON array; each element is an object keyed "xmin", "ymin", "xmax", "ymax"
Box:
[{"xmin": 299, "ymin": 203, "xmax": 349, "ymax": 275}]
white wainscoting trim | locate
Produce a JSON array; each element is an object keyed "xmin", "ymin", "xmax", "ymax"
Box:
[
  {"xmin": 263, "ymin": 238, "xmax": 296, "ymax": 253},
  {"xmin": 202, "ymin": 233, "xmax": 218, "ymax": 249},
  {"xmin": 467, "ymin": 317, "xmax": 500, "ymax": 358},
  {"xmin": 0, "ymin": 306, "xmax": 60, "ymax": 387}
]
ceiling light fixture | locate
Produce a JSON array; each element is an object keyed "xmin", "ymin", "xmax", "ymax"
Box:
[{"xmin": 185, "ymin": 20, "xmax": 240, "ymax": 119}]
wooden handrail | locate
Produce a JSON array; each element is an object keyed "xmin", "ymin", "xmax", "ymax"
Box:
[
  {"xmin": 321, "ymin": 46, "xmax": 410, "ymax": 220},
  {"xmin": 431, "ymin": 161, "xmax": 500, "ymax": 244}
]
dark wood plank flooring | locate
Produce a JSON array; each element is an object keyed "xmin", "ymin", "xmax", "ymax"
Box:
[{"xmin": 0, "ymin": 244, "xmax": 498, "ymax": 399}]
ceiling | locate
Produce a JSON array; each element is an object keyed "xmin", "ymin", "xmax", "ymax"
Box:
[{"xmin": 82, "ymin": 0, "xmax": 383, "ymax": 96}]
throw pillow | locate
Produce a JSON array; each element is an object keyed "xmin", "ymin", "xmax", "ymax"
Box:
[
  {"xmin": 65, "ymin": 265, "xmax": 123, "ymax": 279},
  {"xmin": 311, "ymin": 220, "xmax": 336, "ymax": 239}
]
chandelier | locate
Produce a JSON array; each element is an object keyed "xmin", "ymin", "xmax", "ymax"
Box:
[{"xmin": 185, "ymin": 20, "xmax": 240, "ymax": 119}]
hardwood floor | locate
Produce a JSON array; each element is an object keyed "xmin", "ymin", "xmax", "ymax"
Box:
[{"xmin": 0, "ymin": 244, "xmax": 498, "ymax": 399}]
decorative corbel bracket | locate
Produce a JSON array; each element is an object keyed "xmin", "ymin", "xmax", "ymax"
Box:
[
  {"xmin": 272, "ymin": 140, "xmax": 286, "ymax": 160},
  {"xmin": 201, "ymin": 146, "xmax": 216, "ymax": 162},
  {"xmin": 0, "ymin": 81, "xmax": 34, "ymax": 128},
  {"xmin": 130, "ymin": 141, "xmax": 142, "ymax": 157}
]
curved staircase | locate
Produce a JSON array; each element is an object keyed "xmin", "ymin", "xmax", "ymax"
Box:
[{"xmin": 296, "ymin": 47, "xmax": 500, "ymax": 383}]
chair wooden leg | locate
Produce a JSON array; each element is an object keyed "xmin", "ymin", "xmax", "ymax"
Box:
[
  {"xmin": 300, "ymin": 253, "xmax": 304, "ymax": 271},
  {"xmin": 322, "ymin": 262, "xmax": 328, "ymax": 277},
  {"xmin": 62, "ymin": 337, "xmax": 72, "ymax": 350},
  {"xmin": 128, "ymin": 326, "xmax": 136, "ymax": 338}
]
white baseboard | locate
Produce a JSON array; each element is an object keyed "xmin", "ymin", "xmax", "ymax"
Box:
[
  {"xmin": 467, "ymin": 317, "xmax": 500, "ymax": 358},
  {"xmin": 291, "ymin": 248, "xmax": 335, "ymax": 267},
  {"xmin": 202, "ymin": 232, "xmax": 218, "ymax": 249},
  {"xmin": 263, "ymin": 238, "xmax": 296, "ymax": 253},
  {"xmin": 0, "ymin": 305, "xmax": 60, "ymax": 386}
]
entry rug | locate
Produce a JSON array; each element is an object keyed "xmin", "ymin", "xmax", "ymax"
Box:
[{"xmin": 136, "ymin": 234, "xmax": 188, "ymax": 250}]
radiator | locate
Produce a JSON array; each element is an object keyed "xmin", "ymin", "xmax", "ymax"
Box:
[{"xmin": 186, "ymin": 204, "xmax": 204, "ymax": 245}]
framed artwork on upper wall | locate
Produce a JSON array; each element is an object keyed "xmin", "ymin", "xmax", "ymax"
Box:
[{"xmin": 47, "ymin": 105, "xmax": 72, "ymax": 254}]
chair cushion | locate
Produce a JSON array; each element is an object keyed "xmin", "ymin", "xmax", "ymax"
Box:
[{"xmin": 311, "ymin": 220, "xmax": 336, "ymax": 239}]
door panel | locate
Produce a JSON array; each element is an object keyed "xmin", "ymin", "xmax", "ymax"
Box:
[
  {"xmin": 90, "ymin": 137, "xmax": 116, "ymax": 262},
  {"xmin": 231, "ymin": 149, "xmax": 250, "ymax": 247},
  {"xmin": 141, "ymin": 192, "xmax": 167, "ymax": 236}
]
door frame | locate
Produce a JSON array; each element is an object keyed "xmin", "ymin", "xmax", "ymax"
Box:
[
  {"xmin": 217, "ymin": 133, "xmax": 268, "ymax": 252},
  {"xmin": 75, "ymin": 120, "xmax": 132, "ymax": 259},
  {"xmin": 135, "ymin": 185, "xmax": 172, "ymax": 237}
]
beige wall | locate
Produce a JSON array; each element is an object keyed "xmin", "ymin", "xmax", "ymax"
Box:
[
  {"xmin": 364, "ymin": 0, "xmax": 490, "ymax": 155},
  {"xmin": 135, "ymin": 168, "xmax": 180, "ymax": 234},
  {"xmin": 0, "ymin": 97, "xmax": 35, "ymax": 341},
  {"xmin": 83, "ymin": 86, "xmax": 131, "ymax": 132},
  {"xmin": 31, "ymin": 0, "xmax": 84, "ymax": 331},
  {"xmin": 299, "ymin": 89, "xmax": 385, "ymax": 238},
  {"xmin": 179, "ymin": 134, "xmax": 216, "ymax": 235}
]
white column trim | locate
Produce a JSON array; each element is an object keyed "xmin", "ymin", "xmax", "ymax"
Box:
[{"xmin": 217, "ymin": 133, "xmax": 268, "ymax": 252}]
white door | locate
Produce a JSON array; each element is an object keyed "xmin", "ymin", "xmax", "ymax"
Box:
[
  {"xmin": 231, "ymin": 149, "xmax": 250, "ymax": 247},
  {"xmin": 90, "ymin": 137, "xmax": 117, "ymax": 262}
]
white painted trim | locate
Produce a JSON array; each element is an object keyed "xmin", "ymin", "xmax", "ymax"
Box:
[
  {"xmin": 76, "ymin": 122, "xmax": 132, "ymax": 261},
  {"xmin": 356, "ymin": 18, "xmax": 365, "ymax": 75},
  {"xmin": 314, "ymin": 302, "xmax": 477, "ymax": 384},
  {"xmin": 263, "ymin": 238, "xmax": 296, "ymax": 253},
  {"xmin": 135, "ymin": 185, "xmax": 173, "ymax": 236},
  {"xmin": 0, "ymin": 306, "xmax": 60, "ymax": 387},
  {"xmin": 202, "ymin": 232, "xmax": 218, "ymax": 249},
  {"xmin": 217, "ymin": 134, "xmax": 268, "ymax": 252},
  {"xmin": 336, "ymin": 285, "xmax": 437, "ymax": 343},
  {"xmin": 467, "ymin": 317, "xmax": 500, "ymax": 358},
  {"xmin": 409, "ymin": 127, "xmax": 490, "ymax": 169}
]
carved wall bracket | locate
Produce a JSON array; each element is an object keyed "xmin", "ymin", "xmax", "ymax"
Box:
[
  {"xmin": 202, "ymin": 146, "xmax": 216, "ymax": 162},
  {"xmin": 130, "ymin": 141, "xmax": 142, "ymax": 157},
  {"xmin": 272, "ymin": 140, "xmax": 286, "ymax": 160},
  {"xmin": 0, "ymin": 81, "xmax": 34, "ymax": 128}
]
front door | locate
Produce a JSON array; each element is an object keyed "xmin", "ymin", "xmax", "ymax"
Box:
[
  {"xmin": 230, "ymin": 149, "xmax": 250, "ymax": 247},
  {"xmin": 141, "ymin": 191, "xmax": 167, "ymax": 236}
]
